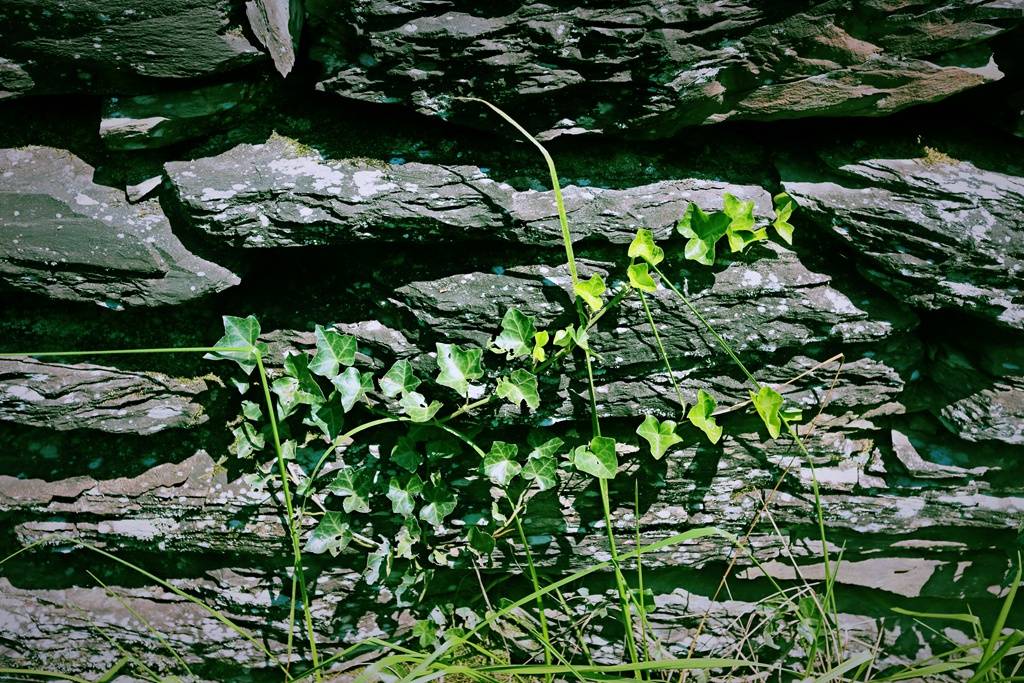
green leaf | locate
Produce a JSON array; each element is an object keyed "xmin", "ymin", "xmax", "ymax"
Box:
[
  {"xmin": 206, "ymin": 315, "xmax": 263, "ymax": 374},
  {"xmin": 677, "ymin": 204, "xmax": 729, "ymax": 266},
  {"xmin": 379, "ymin": 360, "xmax": 420, "ymax": 398},
  {"xmin": 394, "ymin": 517, "xmax": 420, "ymax": 559},
  {"xmin": 468, "ymin": 527, "xmax": 495, "ymax": 556},
  {"xmin": 241, "ymin": 400, "xmax": 262, "ymax": 421},
  {"xmin": 627, "ymin": 228, "xmax": 664, "ymax": 266},
  {"xmin": 532, "ymin": 331, "xmax": 549, "ymax": 363},
  {"xmin": 522, "ymin": 437, "xmax": 562, "ymax": 492},
  {"xmin": 303, "ymin": 511, "xmax": 351, "ymax": 556},
  {"xmin": 751, "ymin": 386, "xmax": 784, "ymax": 439},
  {"xmin": 723, "ymin": 192, "xmax": 767, "ymax": 253},
  {"xmin": 574, "ymin": 274, "xmax": 606, "ymax": 312},
  {"xmin": 412, "ymin": 618, "xmax": 438, "ymax": 648},
  {"xmin": 496, "ymin": 369, "xmax": 540, "ymax": 411},
  {"xmin": 419, "ymin": 476, "xmax": 457, "ymax": 528},
  {"xmin": 553, "ymin": 325, "xmax": 589, "ymax": 352},
  {"xmin": 331, "ymin": 366, "xmax": 368, "ymax": 412},
  {"xmin": 387, "ymin": 475, "xmax": 423, "ymax": 517},
  {"xmin": 364, "ymin": 538, "xmax": 391, "ymax": 585},
  {"xmin": 772, "ymin": 192, "xmax": 796, "ymax": 244},
  {"xmin": 636, "ymin": 415, "xmax": 683, "ymax": 460},
  {"xmin": 400, "ymin": 391, "xmax": 442, "ymax": 423},
  {"xmin": 572, "ymin": 436, "xmax": 618, "ymax": 479},
  {"xmin": 283, "ymin": 352, "xmax": 325, "ymax": 404},
  {"xmin": 435, "ymin": 343, "xmax": 483, "ymax": 398},
  {"xmin": 627, "ymin": 263, "xmax": 658, "ymax": 293},
  {"xmin": 327, "ymin": 467, "xmax": 372, "ymax": 514},
  {"xmin": 482, "ymin": 441, "xmax": 521, "ymax": 487},
  {"xmin": 391, "ymin": 436, "xmax": 422, "ymax": 472},
  {"xmin": 309, "ymin": 395, "xmax": 344, "ymax": 440},
  {"xmin": 309, "ymin": 325, "xmax": 356, "ymax": 379},
  {"xmin": 687, "ymin": 389, "xmax": 722, "ymax": 444},
  {"xmin": 492, "ymin": 308, "xmax": 537, "ymax": 360},
  {"xmin": 230, "ymin": 422, "xmax": 264, "ymax": 459}
]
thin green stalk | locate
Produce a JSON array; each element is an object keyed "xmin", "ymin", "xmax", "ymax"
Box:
[
  {"xmin": 638, "ymin": 288, "xmax": 686, "ymax": 411},
  {"xmin": 515, "ymin": 516, "xmax": 553, "ymax": 683},
  {"xmin": 255, "ymin": 353, "xmax": 321, "ymax": 681},
  {"xmin": 633, "ymin": 480, "xmax": 652, "ymax": 671}
]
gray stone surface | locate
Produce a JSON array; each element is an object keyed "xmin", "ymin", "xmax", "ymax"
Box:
[
  {"xmin": 940, "ymin": 376, "xmax": 1024, "ymax": 446},
  {"xmin": 0, "ymin": 146, "xmax": 239, "ymax": 308},
  {"xmin": 165, "ymin": 135, "xmax": 773, "ymax": 247},
  {"xmin": 0, "ymin": 0, "xmax": 263, "ymax": 96},
  {"xmin": 0, "ymin": 359, "xmax": 211, "ymax": 434},
  {"xmin": 309, "ymin": 0, "xmax": 1015, "ymax": 138},
  {"xmin": 782, "ymin": 154, "xmax": 1024, "ymax": 329}
]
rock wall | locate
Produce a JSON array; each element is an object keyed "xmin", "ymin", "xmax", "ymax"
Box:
[{"xmin": 1, "ymin": 1, "xmax": 1023, "ymax": 679}]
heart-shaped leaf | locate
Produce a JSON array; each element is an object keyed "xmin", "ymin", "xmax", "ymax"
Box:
[
  {"xmin": 386, "ymin": 474, "xmax": 423, "ymax": 517},
  {"xmin": 687, "ymin": 389, "xmax": 722, "ymax": 444},
  {"xmin": 283, "ymin": 352, "xmax": 325, "ymax": 404},
  {"xmin": 327, "ymin": 467, "xmax": 372, "ymax": 514},
  {"xmin": 331, "ymin": 366, "xmax": 368, "ymax": 412},
  {"xmin": 677, "ymin": 204, "xmax": 730, "ymax": 266},
  {"xmin": 468, "ymin": 527, "xmax": 495, "ymax": 556},
  {"xmin": 309, "ymin": 325, "xmax": 357, "ymax": 379},
  {"xmin": 492, "ymin": 308, "xmax": 537, "ymax": 360},
  {"xmin": 574, "ymin": 274, "xmax": 606, "ymax": 312},
  {"xmin": 496, "ymin": 369, "xmax": 540, "ymax": 410},
  {"xmin": 391, "ymin": 436, "xmax": 422, "ymax": 472},
  {"xmin": 627, "ymin": 263, "xmax": 658, "ymax": 293},
  {"xmin": 723, "ymin": 193, "xmax": 766, "ymax": 253},
  {"xmin": 522, "ymin": 437, "xmax": 562, "ymax": 491},
  {"xmin": 435, "ymin": 343, "xmax": 483, "ymax": 398},
  {"xmin": 636, "ymin": 415, "xmax": 683, "ymax": 460},
  {"xmin": 419, "ymin": 476, "xmax": 457, "ymax": 528},
  {"xmin": 482, "ymin": 441, "xmax": 521, "ymax": 487},
  {"xmin": 230, "ymin": 422, "xmax": 265, "ymax": 459},
  {"xmin": 379, "ymin": 360, "xmax": 420, "ymax": 398},
  {"xmin": 303, "ymin": 511, "xmax": 351, "ymax": 556},
  {"xmin": 308, "ymin": 394, "xmax": 344, "ymax": 440},
  {"xmin": 751, "ymin": 385, "xmax": 783, "ymax": 439},
  {"xmin": 206, "ymin": 315, "xmax": 264, "ymax": 374},
  {"xmin": 627, "ymin": 228, "xmax": 664, "ymax": 266},
  {"xmin": 772, "ymin": 192, "xmax": 796, "ymax": 244},
  {"xmin": 572, "ymin": 436, "xmax": 618, "ymax": 479}
]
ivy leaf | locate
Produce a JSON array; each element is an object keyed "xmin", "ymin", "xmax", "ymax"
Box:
[
  {"xmin": 309, "ymin": 394, "xmax": 344, "ymax": 440},
  {"xmin": 627, "ymin": 228, "xmax": 664, "ymax": 266},
  {"xmin": 636, "ymin": 415, "xmax": 683, "ymax": 460},
  {"xmin": 391, "ymin": 436, "xmax": 422, "ymax": 472},
  {"xmin": 492, "ymin": 308, "xmax": 537, "ymax": 360},
  {"xmin": 468, "ymin": 527, "xmax": 495, "ymax": 556},
  {"xmin": 677, "ymin": 204, "xmax": 729, "ymax": 266},
  {"xmin": 532, "ymin": 331, "xmax": 549, "ymax": 363},
  {"xmin": 687, "ymin": 389, "xmax": 722, "ymax": 444},
  {"xmin": 496, "ymin": 369, "xmax": 540, "ymax": 411},
  {"xmin": 482, "ymin": 441, "xmax": 521, "ymax": 487},
  {"xmin": 522, "ymin": 437, "xmax": 562, "ymax": 491},
  {"xmin": 379, "ymin": 360, "xmax": 420, "ymax": 398},
  {"xmin": 327, "ymin": 467, "xmax": 373, "ymax": 514},
  {"xmin": 230, "ymin": 422, "xmax": 264, "ymax": 459},
  {"xmin": 283, "ymin": 352, "xmax": 325, "ymax": 404},
  {"xmin": 412, "ymin": 618, "xmax": 438, "ymax": 647},
  {"xmin": 574, "ymin": 274, "xmax": 606, "ymax": 312},
  {"xmin": 435, "ymin": 343, "xmax": 483, "ymax": 398},
  {"xmin": 309, "ymin": 325, "xmax": 356, "ymax": 379},
  {"xmin": 772, "ymin": 192, "xmax": 796, "ymax": 244},
  {"xmin": 241, "ymin": 400, "xmax": 262, "ymax": 421},
  {"xmin": 751, "ymin": 386, "xmax": 784, "ymax": 439},
  {"xmin": 395, "ymin": 518, "xmax": 420, "ymax": 559},
  {"xmin": 206, "ymin": 315, "xmax": 263, "ymax": 374},
  {"xmin": 781, "ymin": 406, "xmax": 803, "ymax": 423},
  {"xmin": 572, "ymin": 436, "xmax": 618, "ymax": 479},
  {"xmin": 400, "ymin": 391, "xmax": 442, "ymax": 423},
  {"xmin": 271, "ymin": 376, "xmax": 302, "ymax": 419},
  {"xmin": 627, "ymin": 263, "xmax": 658, "ymax": 293},
  {"xmin": 331, "ymin": 367, "xmax": 368, "ymax": 412},
  {"xmin": 723, "ymin": 192, "xmax": 766, "ymax": 253},
  {"xmin": 419, "ymin": 475, "xmax": 457, "ymax": 528},
  {"xmin": 303, "ymin": 511, "xmax": 351, "ymax": 556},
  {"xmin": 553, "ymin": 325, "xmax": 590, "ymax": 352},
  {"xmin": 364, "ymin": 538, "xmax": 391, "ymax": 585},
  {"xmin": 387, "ymin": 475, "xmax": 423, "ymax": 517}
]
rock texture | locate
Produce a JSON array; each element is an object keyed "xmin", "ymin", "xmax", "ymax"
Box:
[
  {"xmin": 0, "ymin": 146, "xmax": 239, "ymax": 307},
  {"xmin": 309, "ymin": 0, "xmax": 1016, "ymax": 139},
  {"xmin": 0, "ymin": 0, "xmax": 263, "ymax": 97},
  {"xmin": 782, "ymin": 154, "xmax": 1024, "ymax": 330},
  {"xmin": 0, "ymin": 359, "xmax": 212, "ymax": 434}
]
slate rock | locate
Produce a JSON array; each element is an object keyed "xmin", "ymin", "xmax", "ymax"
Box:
[
  {"xmin": 782, "ymin": 154, "xmax": 1024, "ymax": 329},
  {"xmin": 0, "ymin": 358, "xmax": 211, "ymax": 434},
  {"xmin": 0, "ymin": 0, "xmax": 263, "ymax": 96},
  {"xmin": 940, "ymin": 376, "xmax": 1024, "ymax": 446},
  {"xmin": 0, "ymin": 146, "xmax": 239, "ymax": 308},
  {"xmin": 308, "ymin": 0, "xmax": 1015, "ymax": 138},
  {"xmin": 165, "ymin": 135, "xmax": 772, "ymax": 248}
]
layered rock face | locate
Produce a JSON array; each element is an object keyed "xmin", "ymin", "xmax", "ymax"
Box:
[{"xmin": 1, "ymin": 1, "xmax": 1023, "ymax": 680}]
